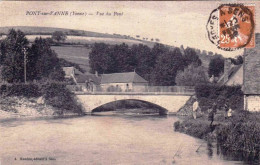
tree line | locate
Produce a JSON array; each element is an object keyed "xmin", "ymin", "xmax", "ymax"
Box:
[
  {"xmin": 89, "ymin": 43, "xmax": 202, "ymax": 86},
  {"xmin": 0, "ymin": 29, "xmax": 65, "ymax": 83}
]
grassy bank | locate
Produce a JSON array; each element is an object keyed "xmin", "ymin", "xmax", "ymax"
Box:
[
  {"xmin": 0, "ymin": 82, "xmax": 84, "ymax": 120},
  {"xmin": 174, "ymin": 111, "xmax": 260, "ymax": 163}
]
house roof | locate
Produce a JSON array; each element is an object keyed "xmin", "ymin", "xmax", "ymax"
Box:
[
  {"xmin": 243, "ymin": 33, "xmax": 260, "ymax": 94},
  {"xmin": 63, "ymin": 67, "xmax": 74, "ymax": 77},
  {"xmin": 101, "ymin": 72, "xmax": 148, "ymax": 84},
  {"xmin": 63, "ymin": 67, "xmax": 82, "ymax": 78},
  {"xmin": 75, "ymin": 74, "xmax": 101, "ymax": 85},
  {"xmin": 217, "ymin": 64, "xmax": 243, "ymax": 86}
]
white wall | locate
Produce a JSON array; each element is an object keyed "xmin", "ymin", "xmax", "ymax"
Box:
[{"xmin": 245, "ymin": 95, "xmax": 260, "ymax": 112}]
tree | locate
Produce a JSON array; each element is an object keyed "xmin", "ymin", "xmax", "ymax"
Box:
[
  {"xmin": 1, "ymin": 29, "xmax": 29, "ymax": 83},
  {"xmin": 208, "ymin": 56, "xmax": 224, "ymax": 77},
  {"xmin": 229, "ymin": 55, "xmax": 243, "ymax": 65},
  {"xmin": 89, "ymin": 43, "xmax": 115, "ymax": 74},
  {"xmin": 29, "ymin": 37, "xmax": 65, "ymax": 81},
  {"xmin": 183, "ymin": 47, "xmax": 202, "ymax": 67},
  {"xmin": 51, "ymin": 31, "xmax": 67, "ymax": 43},
  {"xmin": 175, "ymin": 64, "xmax": 209, "ymax": 86},
  {"xmin": 111, "ymin": 43, "xmax": 134, "ymax": 72},
  {"xmin": 131, "ymin": 44, "xmax": 152, "ymax": 80},
  {"xmin": 151, "ymin": 48, "xmax": 185, "ymax": 86}
]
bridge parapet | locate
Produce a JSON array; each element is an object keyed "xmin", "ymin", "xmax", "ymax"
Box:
[{"xmin": 68, "ymin": 85, "xmax": 195, "ymax": 95}]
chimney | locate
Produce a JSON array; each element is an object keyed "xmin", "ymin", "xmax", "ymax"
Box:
[
  {"xmin": 95, "ymin": 71, "xmax": 98, "ymax": 77},
  {"xmin": 224, "ymin": 59, "xmax": 232, "ymax": 82}
]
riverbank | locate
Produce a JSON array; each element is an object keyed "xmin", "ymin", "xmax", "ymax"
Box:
[
  {"xmin": 0, "ymin": 82, "xmax": 85, "ymax": 121},
  {"xmin": 0, "ymin": 96, "xmax": 83, "ymax": 121},
  {"xmin": 174, "ymin": 111, "xmax": 260, "ymax": 164}
]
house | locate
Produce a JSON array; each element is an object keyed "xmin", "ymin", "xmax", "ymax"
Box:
[
  {"xmin": 100, "ymin": 72, "xmax": 148, "ymax": 92},
  {"xmin": 63, "ymin": 67, "xmax": 82, "ymax": 79},
  {"xmin": 75, "ymin": 73, "xmax": 101, "ymax": 92},
  {"xmin": 217, "ymin": 59, "xmax": 243, "ymax": 86},
  {"xmin": 243, "ymin": 33, "xmax": 260, "ymax": 112},
  {"xmin": 218, "ymin": 33, "xmax": 260, "ymax": 111},
  {"xmin": 63, "ymin": 67, "xmax": 76, "ymax": 79}
]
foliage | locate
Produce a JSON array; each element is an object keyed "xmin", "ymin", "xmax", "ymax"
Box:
[
  {"xmin": 229, "ymin": 55, "xmax": 243, "ymax": 65},
  {"xmin": 0, "ymin": 29, "xmax": 29, "ymax": 83},
  {"xmin": 195, "ymin": 84, "xmax": 244, "ymax": 112},
  {"xmin": 175, "ymin": 65, "xmax": 208, "ymax": 86},
  {"xmin": 0, "ymin": 30, "xmax": 65, "ymax": 82},
  {"xmin": 216, "ymin": 112, "xmax": 260, "ymax": 163},
  {"xmin": 51, "ymin": 31, "xmax": 67, "ymax": 42},
  {"xmin": 183, "ymin": 47, "xmax": 202, "ymax": 67},
  {"xmin": 208, "ymin": 56, "xmax": 224, "ymax": 77},
  {"xmin": 0, "ymin": 82, "xmax": 83, "ymax": 114},
  {"xmin": 174, "ymin": 119, "xmax": 211, "ymax": 139},
  {"xmin": 174, "ymin": 111, "xmax": 260, "ymax": 163},
  {"xmin": 151, "ymin": 48, "xmax": 185, "ymax": 85},
  {"xmin": 89, "ymin": 43, "xmax": 202, "ymax": 86},
  {"xmin": 0, "ymin": 83, "xmax": 41, "ymax": 98},
  {"xmin": 42, "ymin": 82, "xmax": 83, "ymax": 114},
  {"xmin": 29, "ymin": 37, "xmax": 65, "ymax": 81},
  {"xmin": 89, "ymin": 43, "xmax": 115, "ymax": 74}
]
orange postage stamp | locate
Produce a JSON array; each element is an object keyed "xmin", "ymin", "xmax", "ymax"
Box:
[{"xmin": 207, "ymin": 4, "xmax": 255, "ymax": 51}]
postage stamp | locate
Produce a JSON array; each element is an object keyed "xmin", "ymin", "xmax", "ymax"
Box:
[{"xmin": 207, "ymin": 4, "xmax": 255, "ymax": 51}]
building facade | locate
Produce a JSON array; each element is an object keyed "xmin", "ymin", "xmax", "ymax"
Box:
[
  {"xmin": 100, "ymin": 72, "xmax": 148, "ymax": 92},
  {"xmin": 243, "ymin": 34, "xmax": 260, "ymax": 111}
]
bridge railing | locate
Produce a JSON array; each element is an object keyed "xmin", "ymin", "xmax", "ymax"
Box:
[{"xmin": 67, "ymin": 85, "xmax": 195, "ymax": 94}]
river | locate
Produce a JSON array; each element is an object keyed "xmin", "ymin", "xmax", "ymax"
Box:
[{"xmin": 0, "ymin": 112, "xmax": 246, "ymax": 165}]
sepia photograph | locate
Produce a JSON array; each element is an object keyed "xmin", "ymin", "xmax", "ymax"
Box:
[{"xmin": 0, "ymin": 1, "xmax": 259, "ymax": 164}]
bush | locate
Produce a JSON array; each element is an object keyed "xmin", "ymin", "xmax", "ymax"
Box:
[
  {"xmin": 174, "ymin": 119, "xmax": 211, "ymax": 139},
  {"xmin": 0, "ymin": 83, "xmax": 41, "ymax": 97},
  {"xmin": 42, "ymin": 82, "xmax": 83, "ymax": 114},
  {"xmin": 195, "ymin": 84, "xmax": 243, "ymax": 112},
  {"xmin": 216, "ymin": 121, "xmax": 260, "ymax": 162}
]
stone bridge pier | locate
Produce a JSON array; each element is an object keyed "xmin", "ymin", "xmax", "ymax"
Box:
[{"xmin": 75, "ymin": 93, "xmax": 192, "ymax": 115}]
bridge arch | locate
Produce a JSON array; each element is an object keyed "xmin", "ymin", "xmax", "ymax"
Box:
[
  {"xmin": 75, "ymin": 94, "xmax": 191, "ymax": 114},
  {"xmin": 91, "ymin": 99, "xmax": 168, "ymax": 115}
]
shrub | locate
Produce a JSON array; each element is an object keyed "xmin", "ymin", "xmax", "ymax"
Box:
[
  {"xmin": 0, "ymin": 83, "xmax": 41, "ymax": 97},
  {"xmin": 174, "ymin": 119, "xmax": 211, "ymax": 139},
  {"xmin": 42, "ymin": 82, "xmax": 83, "ymax": 114},
  {"xmin": 216, "ymin": 121, "xmax": 260, "ymax": 162},
  {"xmin": 195, "ymin": 84, "xmax": 243, "ymax": 112}
]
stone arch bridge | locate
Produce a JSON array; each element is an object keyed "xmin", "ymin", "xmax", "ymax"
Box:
[{"xmin": 75, "ymin": 92, "xmax": 194, "ymax": 115}]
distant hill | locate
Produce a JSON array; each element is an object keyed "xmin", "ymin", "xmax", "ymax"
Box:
[
  {"xmin": 0, "ymin": 26, "xmax": 145, "ymax": 41},
  {"xmin": 0, "ymin": 26, "xmax": 219, "ymax": 73},
  {"xmin": 0, "ymin": 26, "xmax": 157, "ymax": 47}
]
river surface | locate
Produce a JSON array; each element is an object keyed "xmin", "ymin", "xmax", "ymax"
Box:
[{"xmin": 0, "ymin": 113, "xmax": 246, "ymax": 165}]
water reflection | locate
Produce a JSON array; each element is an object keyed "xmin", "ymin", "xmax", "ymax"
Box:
[
  {"xmin": 0, "ymin": 112, "xmax": 249, "ymax": 165},
  {"xmin": 207, "ymin": 142, "xmax": 213, "ymax": 158}
]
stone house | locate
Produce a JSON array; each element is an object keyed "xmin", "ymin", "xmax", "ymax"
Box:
[
  {"xmin": 218, "ymin": 33, "xmax": 260, "ymax": 111},
  {"xmin": 243, "ymin": 34, "xmax": 260, "ymax": 111},
  {"xmin": 75, "ymin": 74, "xmax": 101, "ymax": 92},
  {"xmin": 217, "ymin": 59, "xmax": 243, "ymax": 86},
  {"xmin": 100, "ymin": 72, "xmax": 148, "ymax": 92}
]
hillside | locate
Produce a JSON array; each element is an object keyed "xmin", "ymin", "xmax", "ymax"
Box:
[
  {"xmin": 0, "ymin": 26, "xmax": 152, "ymax": 43},
  {"xmin": 0, "ymin": 26, "xmax": 214, "ymax": 74}
]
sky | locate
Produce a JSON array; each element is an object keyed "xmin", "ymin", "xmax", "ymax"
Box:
[{"xmin": 0, "ymin": 1, "xmax": 259, "ymax": 57}]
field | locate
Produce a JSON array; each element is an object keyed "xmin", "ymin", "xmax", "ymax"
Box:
[
  {"xmin": 51, "ymin": 46, "xmax": 91, "ymax": 72},
  {"xmin": 24, "ymin": 35, "xmax": 146, "ymax": 46},
  {"xmin": 0, "ymin": 26, "xmax": 212, "ymax": 73}
]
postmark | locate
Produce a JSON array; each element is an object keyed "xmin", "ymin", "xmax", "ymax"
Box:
[{"xmin": 207, "ymin": 4, "xmax": 255, "ymax": 51}]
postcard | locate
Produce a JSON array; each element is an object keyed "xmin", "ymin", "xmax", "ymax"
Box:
[{"xmin": 0, "ymin": 1, "xmax": 259, "ymax": 165}]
